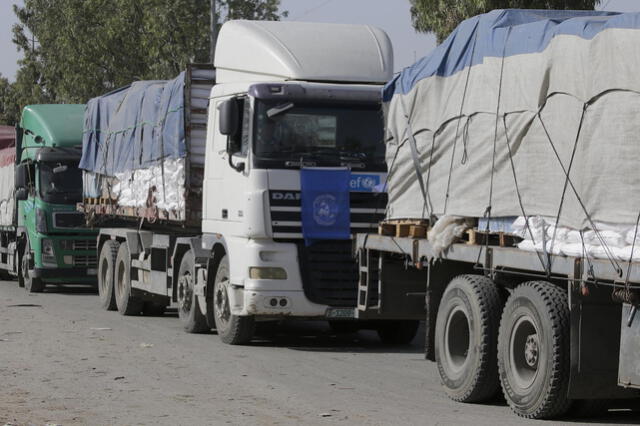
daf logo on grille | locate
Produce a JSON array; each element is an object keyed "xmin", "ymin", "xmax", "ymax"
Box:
[{"xmin": 271, "ymin": 191, "xmax": 301, "ymax": 201}]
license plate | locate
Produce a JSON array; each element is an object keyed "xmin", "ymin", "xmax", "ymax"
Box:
[
  {"xmin": 87, "ymin": 268, "xmax": 97, "ymax": 275},
  {"xmin": 326, "ymin": 308, "xmax": 356, "ymax": 319}
]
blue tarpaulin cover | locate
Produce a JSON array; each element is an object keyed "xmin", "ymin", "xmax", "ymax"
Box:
[
  {"xmin": 301, "ymin": 168, "xmax": 351, "ymax": 246},
  {"xmin": 80, "ymin": 72, "xmax": 186, "ymax": 175},
  {"xmin": 384, "ymin": 9, "xmax": 624, "ymax": 101}
]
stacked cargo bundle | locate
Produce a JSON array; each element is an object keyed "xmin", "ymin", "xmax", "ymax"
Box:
[
  {"xmin": 79, "ymin": 64, "xmax": 214, "ymax": 227},
  {"xmin": 0, "ymin": 126, "xmax": 15, "ymax": 228},
  {"xmin": 382, "ymin": 9, "xmax": 640, "ymax": 261}
]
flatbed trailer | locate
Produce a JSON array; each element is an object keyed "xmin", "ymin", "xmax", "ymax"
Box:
[{"xmin": 355, "ymin": 232, "xmax": 640, "ymax": 417}]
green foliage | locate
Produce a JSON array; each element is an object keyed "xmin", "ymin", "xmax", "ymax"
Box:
[
  {"xmin": 410, "ymin": 0, "xmax": 602, "ymax": 43},
  {"xmin": 0, "ymin": 0, "xmax": 286, "ymax": 125},
  {"xmin": 0, "ymin": 75, "xmax": 20, "ymax": 126}
]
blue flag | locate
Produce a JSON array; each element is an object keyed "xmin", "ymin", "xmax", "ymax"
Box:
[{"xmin": 301, "ymin": 168, "xmax": 351, "ymax": 246}]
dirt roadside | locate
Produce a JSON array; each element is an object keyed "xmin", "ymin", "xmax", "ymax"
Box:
[{"xmin": 1, "ymin": 282, "xmax": 638, "ymax": 425}]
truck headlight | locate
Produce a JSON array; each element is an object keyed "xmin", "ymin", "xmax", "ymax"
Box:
[
  {"xmin": 249, "ymin": 267, "xmax": 287, "ymax": 280},
  {"xmin": 41, "ymin": 239, "xmax": 56, "ymax": 266},
  {"xmin": 36, "ymin": 208, "xmax": 48, "ymax": 233}
]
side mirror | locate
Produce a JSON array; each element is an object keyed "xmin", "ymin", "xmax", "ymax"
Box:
[
  {"xmin": 15, "ymin": 187, "xmax": 28, "ymax": 201},
  {"xmin": 219, "ymin": 98, "xmax": 240, "ymax": 138}
]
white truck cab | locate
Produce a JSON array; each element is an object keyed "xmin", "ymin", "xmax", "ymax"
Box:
[{"xmin": 200, "ymin": 21, "xmax": 394, "ymax": 341}]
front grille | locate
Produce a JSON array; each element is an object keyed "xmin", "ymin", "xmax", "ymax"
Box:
[
  {"xmin": 73, "ymin": 255, "xmax": 97, "ymax": 267},
  {"xmin": 54, "ymin": 212, "xmax": 85, "ymax": 228},
  {"xmin": 73, "ymin": 240, "xmax": 96, "ymax": 251},
  {"xmin": 269, "ymin": 191, "xmax": 387, "ymax": 240},
  {"xmin": 297, "ymin": 240, "xmax": 358, "ymax": 307}
]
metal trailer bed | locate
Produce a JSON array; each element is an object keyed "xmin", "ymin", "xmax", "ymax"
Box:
[{"xmin": 355, "ymin": 233, "xmax": 640, "ymax": 400}]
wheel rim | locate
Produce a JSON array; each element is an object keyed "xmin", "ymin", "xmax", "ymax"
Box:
[
  {"xmin": 215, "ymin": 276, "xmax": 231, "ymax": 332},
  {"xmin": 444, "ymin": 305, "xmax": 471, "ymax": 374},
  {"xmin": 509, "ymin": 314, "xmax": 540, "ymax": 389},
  {"xmin": 99, "ymin": 256, "xmax": 109, "ymax": 296},
  {"xmin": 177, "ymin": 272, "xmax": 193, "ymax": 315}
]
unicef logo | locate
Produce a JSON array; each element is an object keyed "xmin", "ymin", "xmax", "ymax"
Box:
[
  {"xmin": 361, "ymin": 177, "xmax": 376, "ymax": 189},
  {"xmin": 350, "ymin": 174, "xmax": 380, "ymax": 192},
  {"xmin": 313, "ymin": 194, "xmax": 339, "ymax": 226}
]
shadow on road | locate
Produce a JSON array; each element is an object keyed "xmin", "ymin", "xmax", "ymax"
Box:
[
  {"xmin": 45, "ymin": 284, "xmax": 98, "ymax": 295},
  {"xmin": 250, "ymin": 320, "xmax": 426, "ymax": 354}
]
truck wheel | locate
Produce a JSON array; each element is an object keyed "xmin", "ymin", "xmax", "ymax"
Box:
[
  {"xmin": 376, "ymin": 320, "xmax": 419, "ymax": 344},
  {"xmin": 176, "ymin": 251, "xmax": 208, "ymax": 332},
  {"xmin": 0, "ymin": 269, "xmax": 12, "ymax": 281},
  {"xmin": 22, "ymin": 240, "xmax": 44, "ymax": 293},
  {"xmin": 213, "ymin": 255, "xmax": 254, "ymax": 345},
  {"xmin": 498, "ymin": 281, "xmax": 571, "ymax": 419},
  {"xmin": 98, "ymin": 240, "xmax": 119, "ymax": 311},
  {"xmin": 114, "ymin": 243, "xmax": 143, "ymax": 316},
  {"xmin": 435, "ymin": 275, "xmax": 503, "ymax": 402},
  {"xmin": 17, "ymin": 256, "xmax": 24, "ymax": 287}
]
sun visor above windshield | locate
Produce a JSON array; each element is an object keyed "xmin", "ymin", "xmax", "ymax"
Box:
[
  {"xmin": 248, "ymin": 83, "xmax": 382, "ymax": 104},
  {"xmin": 36, "ymin": 146, "xmax": 83, "ymax": 162}
]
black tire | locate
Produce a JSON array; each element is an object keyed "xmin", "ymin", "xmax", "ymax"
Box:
[
  {"xmin": 114, "ymin": 243, "xmax": 143, "ymax": 316},
  {"xmin": 98, "ymin": 240, "xmax": 119, "ymax": 311},
  {"xmin": 176, "ymin": 251, "xmax": 208, "ymax": 333},
  {"xmin": 434, "ymin": 275, "xmax": 503, "ymax": 402},
  {"xmin": 498, "ymin": 281, "xmax": 571, "ymax": 419},
  {"xmin": 22, "ymin": 239, "xmax": 44, "ymax": 293},
  {"xmin": 0, "ymin": 269, "xmax": 13, "ymax": 281},
  {"xmin": 329, "ymin": 321, "xmax": 360, "ymax": 334},
  {"xmin": 213, "ymin": 255, "xmax": 254, "ymax": 345},
  {"xmin": 376, "ymin": 320, "xmax": 420, "ymax": 345},
  {"xmin": 17, "ymin": 242, "xmax": 24, "ymax": 287}
]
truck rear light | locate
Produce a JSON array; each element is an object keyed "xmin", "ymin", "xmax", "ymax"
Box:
[{"xmin": 249, "ymin": 267, "xmax": 287, "ymax": 280}]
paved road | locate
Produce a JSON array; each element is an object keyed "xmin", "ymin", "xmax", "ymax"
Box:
[{"xmin": 1, "ymin": 281, "xmax": 639, "ymax": 425}]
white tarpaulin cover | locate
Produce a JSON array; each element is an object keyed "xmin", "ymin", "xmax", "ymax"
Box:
[{"xmin": 383, "ymin": 9, "xmax": 640, "ymax": 231}]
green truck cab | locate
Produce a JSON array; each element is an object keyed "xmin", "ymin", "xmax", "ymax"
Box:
[{"xmin": 11, "ymin": 105, "xmax": 98, "ymax": 291}]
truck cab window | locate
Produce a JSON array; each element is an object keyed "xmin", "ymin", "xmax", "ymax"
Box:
[
  {"xmin": 38, "ymin": 161, "xmax": 83, "ymax": 203},
  {"xmin": 228, "ymin": 97, "xmax": 248, "ymax": 157},
  {"xmin": 253, "ymin": 100, "xmax": 385, "ymax": 171}
]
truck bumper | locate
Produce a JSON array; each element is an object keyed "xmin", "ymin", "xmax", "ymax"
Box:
[
  {"xmin": 32, "ymin": 267, "xmax": 97, "ymax": 283},
  {"xmin": 224, "ymin": 237, "xmax": 333, "ymax": 318},
  {"xmin": 241, "ymin": 288, "xmax": 341, "ymax": 318}
]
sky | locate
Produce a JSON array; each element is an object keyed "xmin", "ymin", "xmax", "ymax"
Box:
[{"xmin": 0, "ymin": 0, "xmax": 638, "ymax": 81}]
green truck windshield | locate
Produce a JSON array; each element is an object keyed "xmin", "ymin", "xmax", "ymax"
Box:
[{"xmin": 39, "ymin": 162, "xmax": 83, "ymax": 203}]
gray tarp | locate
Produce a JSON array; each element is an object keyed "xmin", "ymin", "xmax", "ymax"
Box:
[{"xmin": 384, "ymin": 9, "xmax": 640, "ymax": 229}]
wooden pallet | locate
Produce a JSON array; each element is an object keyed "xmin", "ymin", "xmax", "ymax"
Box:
[
  {"xmin": 84, "ymin": 197, "xmax": 116, "ymax": 205},
  {"xmin": 379, "ymin": 219, "xmax": 430, "ymax": 238},
  {"xmin": 464, "ymin": 229, "xmax": 522, "ymax": 247}
]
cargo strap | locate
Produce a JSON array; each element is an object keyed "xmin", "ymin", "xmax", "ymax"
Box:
[{"xmin": 398, "ymin": 98, "xmax": 430, "ymax": 216}]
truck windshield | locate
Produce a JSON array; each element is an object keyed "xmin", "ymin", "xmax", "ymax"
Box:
[
  {"xmin": 39, "ymin": 162, "xmax": 83, "ymax": 203},
  {"xmin": 253, "ymin": 100, "xmax": 386, "ymax": 171}
]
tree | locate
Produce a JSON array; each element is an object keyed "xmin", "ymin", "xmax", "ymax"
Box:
[
  {"xmin": 0, "ymin": 75, "xmax": 21, "ymax": 126},
  {"xmin": 7, "ymin": 0, "xmax": 286, "ymax": 112},
  {"xmin": 410, "ymin": 0, "xmax": 602, "ymax": 43}
]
